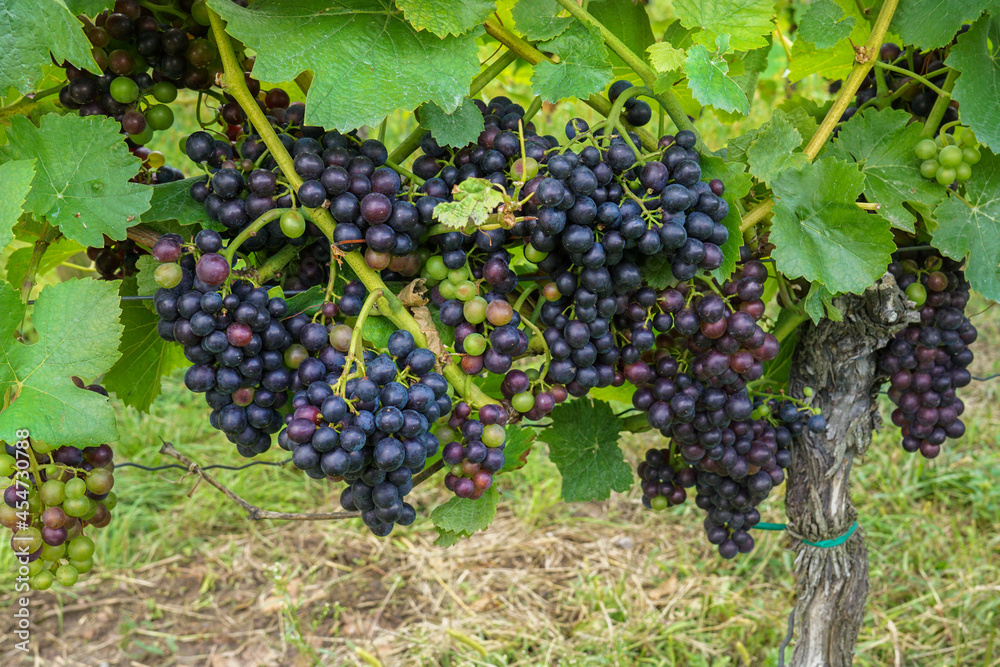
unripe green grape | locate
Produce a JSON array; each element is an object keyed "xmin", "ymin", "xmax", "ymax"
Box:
[
  {"xmin": 16, "ymin": 527, "xmax": 43, "ymax": 553},
  {"xmin": 511, "ymin": 391, "xmax": 535, "ymax": 413},
  {"xmin": 0, "ymin": 453, "xmax": 14, "ymax": 477},
  {"xmin": 283, "ymin": 343, "xmax": 309, "ymax": 368},
  {"xmin": 650, "ymin": 495, "xmax": 669, "ymax": 510},
  {"xmin": 936, "ymin": 133, "xmax": 953, "ymax": 147},
  {"xmin": 64, "ymin": 477, "xmax": 87, "ymax": 499},
  {"xmin": 69, "ymin": 558, "xmax": 93, "ymax": 574},
  {"xmin": 103, "ymin": 492, "xmax": 118, "ymax": 511},
  {"xmin": 40, "ymin": 543, "xmax": 66, "ymax": 561},
  {"xmin": 963, "ymin": 147, "xmax": 981, "ymax": 165},
  {"xmin": 56, "ymin": 564, "xmax": 79, "ymax": 586},
  {"xmin": 482, "ymin": 424, "xmax": 506, "ymax": 447},
  {"xmin": 145, "ymin": 104, "xmax": 174, "ymax": 131},
  {"xmin": 86, "ymin": 469, "xmax": 114, "ymax": 495},
  {"xmin": 938, "ymin": 144, "xmax": 963, "ymax": 168},
  {"xmin": 448, "ymin": 268, "xmax": 468, "ymax": 283},
  {"xmin": 455, "ymin": 280, "xmax": 478, "ymax": 301},
  {"xmin": 914, "ymin": 138, "xmax": 937, "ymax": 160},
  {"xmin": 147, "ymin": 151, "xmax": 165, "ymax": 169},
  {"xmin": 328, "ymin": 325, "xmax": 352, "ymax": 352},
  {"xmin": 955, "ymin": 162, "xmax": 972, "ymax": 181},
  {"xmin": 67, "ymin": 536, "xmax": 96, "ymax": 561},
  {"xmin": 525, "ymin": 368, "xmax": 540, "ymax": 382},
  {"xmin": 191, "ymin": 0, "xmax": 211, "ymax": 25},
  {"xmin": 39, "ymin": 479, "xmax": 66, "ymax": 506},
  {"xmin": 62, "ymin": 497, "xmax": 90, "ymax": 517},
  {"xmin": 900, "ymin": 259, "xmax": 920, "ymax": 273},
  {"xmin": 959, "ymin": 127, "xmax": 977, "ymax": 146},
  {"xmin": 905, "ymin": 282, "xmax": 927, "ymax": 306},
  {"xmin": 463, "ymin": 333, "xmax": 487, "ymax": 356},
  {"xmin": 803, "ymin": 387, "xmax": 814, "ymax": 398},
  {"xmin": 26, "ymin": 493, "xmax": 42, "ymax": 514},
  {"xmin": 438, "ymin": 280, "xmax": 458, "ymax": 300},
  {"xmin": 935, "ymin": 166, "xmax": 956, "ymax": 186},
  {"xmin": 424, "ymin": 256, "xmax": 448, "ymax": 281},
  {"xmin": 152, "ymin": 81, "xmax": 177, "ymax": 103},
  {"xmin": 32, "ymin": 440, "xmax": 54, "ymax": 454},
  {"xmin": 27, "ymin": 560, "xmax": 45, "ymax": 576},
  {"xmin": 523, "ymin": 245, "xmax": 547, "ymax": 263},
  {"xmin": 129, "ymin": 124, "xmax": 154, "ymax": 146},
  {"xmin": 512, "ymin": 157, "xmax": 539, "ymax": 181},
  {"xmin": 463, "ymin": 296, "xmax": 488, "ymax": 324},
  {"xmin": 30, "ymin": 571, "xmax": 55, "ymax": 590},
  {"xmin": 920, "ymin": 158, "xmax": 939, "ymax": 179},
  {"xmin": 280, "ymin": 209, "xmax": 306, "ymax": 238},
  {"xmin": 109, "ymin": 76, "xmax": 139, "ymax": 104}
]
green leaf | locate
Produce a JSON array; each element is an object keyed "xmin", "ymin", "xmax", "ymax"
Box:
[
  {"xmin": 431, "ymin": 485, "xmax": 499, "ymax": 536},
  {"xmin": 946, "ymin": 15, "xmax": 1000, "ymax": 155},
  {"xmin": 0, "ymin": 278, "xmax": 123, "ymax": 447},
  {"xmin": 770, "ymin": 157, "xmax": 895, "ymax": 294},
  {"xmin": 103, "ymin": 279, "xmax": 186, "ymax": 413},
  {"xmin": 284, "ymin": 284, "xmax": 326, "ymax": 317},
  {"xmin": 139, "ymin": 178, "xmax": 218, "ymax": 232},
  {"xmin": 0, "ymin": 159, "xmax": 35, "ymax": 252},
  {"xmin": 0, "ymin": 0, "xmax": 104, "ymax": 94},
  {"xmin": 684, "ymin": 40, "xmax": 750, "ymax": 115},
  {"xmin": 396, "ymin": 0, "xmax": 496, "ymax": 37},
  {"xmin": 727, "ymin": 41, "xmax": 770, "ymax": 100},
  {"xmin": 362, "ymin": 316, "xmax": 395, "ymax": 349},
  {"xmin": 65, "ymin": 1, "xmax": 114, "ymax": 15},
  {"xmin": 797, "ymin": 0, "xmax": 856, "ymax": 49},
  {"xmin": 511, "ymin": 0, "xmax": 570, "ymax": 40},
  {"xmin": 891, "ymin": 0, "xmax": 992, "ymax": 50},
  {"xmin": 4, "ymin": 237, "xmax": 85, "ymax": 291},
  {"xmin": 586, "ymin": 0, "xmax": 655, "ymax": 72},
  {"xmin": 432, "ymin": 178, "xmax": 504, "ymax": 230},
  {"xmin": 753, "ymin": 311, "xmax": 798, "ymax": 388},
  {"xmin": 0, "ymin": 115, "xmax": 151, "ymax": 247},
  {"xmin": 700, "ymin": 156, "xmax": 753, "ymax": 282},
  {"xmin": 802, "ymin": 284, "xmax": 843, "ymax": 323},
  {"xmin": 434, "ymin": 530, "xmax": 463, "ymax": 547},
  {"xmin": 825, "ymin": 107, "xmax": 945, "ymax": 232},
  {"xmin": 932, "ymin": 151, "xmax": 1000, "ymax": 301},
  {"xmin": 532, "ymin": 22, "xmax": 614, "ymax": 102},
  {"xmin": 208, "ymin": 0, "xmax": 481, "ymax": 132},
  {"xmin": 788, "ymin": 39, "xmax": 853, "ymax": 83},
  {"xmin": 647, "ymin": 43, "xmax": 687, "ymax": 73},
  {"xmin": 500, "ymin": 427, "xmax": 534, "ymax": 473},
  {"xmin": 541, "ymin": 398, "xmax": 632, "ymax": 502},
  {"xmin": 418, "ymin": 98, "xmax": 485, "ymax": 148},
  {"xmin": 746, "ymin": 112, "xmax": 808, "ymax": 185},
  {"xmin": 672, "ymin": 0, "xmax": 775, "ymax": 51},
  {"xmin": 588, "ymin": 383, "xmax": 637, "ymax": 406}
]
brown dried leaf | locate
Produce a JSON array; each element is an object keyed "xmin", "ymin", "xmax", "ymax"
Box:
[
  {"xmin": 398, "ymin": 278, "xmax": 428, "ymax": 307},
  {"xmin": 411, "ymin": 304, "xmax": 449, "ymax": 369}
]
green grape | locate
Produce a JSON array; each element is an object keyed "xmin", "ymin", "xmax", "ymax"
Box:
[
  {"xmin": 191, "ymin": 0, "xmax": 211, "ymax": 25},
  {"xmin": 448, "ymin": 267, "xmax": 468, "ymax": 283},
  {"xmin": 145, "ymin": 104, "xmax": 174, "ymax": 131},
  {"xmin": 955, "ymin": 162, "xmax": 972, "ymax": 181},
  {"xmin": 438, "ymin": 280, "xmax": 458, "ymax": 300},
  {"xmin": 963, "ymin": 147, "xmax": 981, "ymax": 165},
  {"xmin": 935, "ymin": 166, "xmax": 956, "ymax": 186},
  {"xmin": 62, "ymin": 497, "xmax": 90, "ymax": 517},
  {"xmin": 433, "ymin": 425, "xmax": 458, "ymax": 443},
  {"xmin": 152, "ymin": 81, "xmax": 177, "ymax": 103},
  {"xmin": 959, "ymin": 127, "xmax": 977, "ymax": 146},
  {"xmin": 27, "ymin": 492, "xmax": 42, "ymax": 515},
  {"xmin": 328, "ymin": 324, "xmax": 352, "ymax": 352},
  {"xmin": 39, "ymin": 479, "xmax": 65, "ymax": 506},
  {"xmin": 109, "ymin": 76, "xmax": 139, "ymax": 104},
  {"xmin": 936, "ymin": 133, "xmax": 953, "ymax": 147},
  {"xmin": 129, "ymin": 124, "xmax": 154, "ymax": 146},
  {"xmin": 0, "ymin": 453, "xmax": 14, "ymax": 477},
  {"xmin": 69, "ymin": 558, "xmax": 93, "ymax": 574},
  {"xmin": 455, "ymin": 280, "xmax": 478, "ymax": 301},
  {"xmin": 40, "ymin": 543, "xmax": 66, "ymax": 561},
  {"xmin": 283, "ymin": 343, "xmax": 309, "ymax": 369},
  {"xmin": 463, "ymin": 296, "xmax": 488, "ymax": 324},
  {"xmin": 67, "ymin": 536, "xmax": 96, "ymax": 561},
  {"xmin": 900, "ymin": 259, "xmax": 920, "ymax": 273},
  {"xmin": 64, "ymin": 477, "xmax": 87, "ymax": 499},
  {"xmin": 56, "ymin": 564, "xmax": 79, "ymax": 587},
  {"xmin": 905, "ymin": 282, "xmax": 927, "ymax": 307},
  {"xmin": 86, "ymin": 469, "xmax": 113, "ymax": 495},
  {"xmin": 938, "ymin": 145, "xmax": 963, "ymax": 168},
  {"xmin": 482, "ymin": 424, "xmax": 506, "ymax": 448},
  {"xmin": 512, "ymin": 157, "xmax": 539, "ymax": 181},
  {"xmin": 280, "ymin": 210, "xmax": 306, "ymax": 238},
  {"xmin": 914, "ymin": 139, "xmax": 938, "ymax": 160},
  {"xmin": 424, "ymin": 256, "xmax": 448, "ymax": 281},
  {"xmin": 147, "ymin": 151, "xmax": 165, "ymax": 169},
  {"xmin": 525, "ymin": 368, "xmax": 540, "ymax": 382},
  {"xmin": 523, "ymin": 245, "xmax": 547, "ymax": 263},
  {"xmin": 16, "ymin": 527, "xmax": 43, "ymax": 553},
  {"xmin": 103, "ymin": 492, "xmax": 118, "ymax": 511},
  {"xmin": 919, "ymin": 159, "xmax": 939, "ymax": 179},
  {"xmin": 26, "ymin": 560, "xmax": 45, "ymax": 576},
  {"xmin": 511, "ymin": 391, "xmax": 535, "ymax": 413},
  {"xmin": 29, "ymin": 571, "xmax": 55, "ymax": 590},
  {"xmin": 463, "ymin": 333, "xmax": 487, "ymax": 356},
  {"xmin": 650, "ymin": 495, "xmax": 669, "ymax": 510}
]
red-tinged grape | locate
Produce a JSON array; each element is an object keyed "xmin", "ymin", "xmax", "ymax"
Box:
[{"xmin": 197, "ymin": 253, "xmax": 230, "ymax": 285}]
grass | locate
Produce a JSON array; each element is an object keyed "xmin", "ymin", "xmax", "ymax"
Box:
[{"xmin": 0, "ymin": 303, "xmax": 998, "ymax": 667}]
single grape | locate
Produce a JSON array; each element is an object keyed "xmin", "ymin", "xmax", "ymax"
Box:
[
  {"xmin": 914, "ymin": 139, "xmax": 938, "ymax": 161},
  {"xmin": 935, "ymin": 166, "xmax": 956, "ymax": 186},
  {"xmin": 905, "ymin": 282, "xmax": 927, "ymax": 306},
  {"xmin": 280, "ymin": 210, "xmax": 306, "ymax": 238},
  {"xmin": 920, "ymin": 159, "xmax": 939, "ymax": 179},
  {"xmin": 153, "ymin": 263, "xmax": 182, "ymax": 289},
  {"xmin": 109, "ymin": 76, "xmax": 139, "ymax": 104},
  {"xmin": 938, "ymin": 145, "xmax": 963, "ymax": 169}
]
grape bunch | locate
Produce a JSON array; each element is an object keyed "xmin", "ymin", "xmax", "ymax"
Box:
[
  {"xmin": 0, "ymin": 384, "xmax": 117, "ymax": 589},
  {"xmin": 278, "ymin": 330, "xmax": 448, "ymax": 535},
  {"xmin": 438, "ymin": 403, "xmax": 508, "ymax": 499},
  {"xmin": 882, "ymin": 254, "xmax": 976, "ymax": 458},
  {"xmin": 914, "ymin": 126, "xmax": 982, "ymax": 187},
  {"xmin": 150, "ymin": 231, "xmax": 295, "ymax": 457}
]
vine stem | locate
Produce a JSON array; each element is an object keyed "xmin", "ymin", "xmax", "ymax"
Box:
[
  {"xmin": 920, "ymin": 69, "xmax": 960, "ymax": 138},
  {"xmin": 257, "ymin": 243, "xmax": 302, "ymax": 284},
  {"xmin": 551, "ymin": 0, "xmax": 698, "ymax": 141},
  {"xmin": 20, "ymin": 221, "xmax": 56, "ymax": 303},
  {"xmin": 336, "ymin": 288, "xmax": 383, "ymax": 393},
  {"xmin": 740, "ymin": 0, "xmax": 900, "ymax": 233},
  {"xmin": 221, "ymin": 208, "xmax": 285, "ymax": 265},
  {"xmin": 873, "ymin": 61, "xmax": 949, "ymax": 97},
  {"xmin": 0, "ymin": 85, "xmax": 62, "ymax": 122}
]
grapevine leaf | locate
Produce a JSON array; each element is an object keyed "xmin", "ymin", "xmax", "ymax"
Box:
[
  {"xmin": 362, "ymin": 316, "xmax": 395, "ymax": 349},
  {"xmin": 500, "ymin": 427, "xmax": 534, "ymax": 473},
  {"xmin": 932, "ymin": 151, "xmax": 1000, "ymax": 301},
  {"xmin": 418, "ymin": 98, "xmax": 485, "ymax": 148},
  {"xmin": 473, "ymin": 373, "xmax": 504, "ymax": 401},
  {"xmin": 754, "ymin": 312, "xmax": 799, "ymax": 390},
  {"xmin": 395, "ymin": 0, "xmax": 496, "ymax": 37},
  {"xmin": 4, "ymin": 238, "xmax": 85, "ymax": 292},
  {"xmin": 746, "ymin": 113, "xmax": 808, "ymax": 185},
  {"xmin": 431, "ymin": 485, "xmax": 499, "ymax": 536},
  {"xmin": 0, "ymin": 115, "xmax": 151, "ymax": 247},
  {"xmin": 684, "ymin": 39, "xmax": 750, "ymax": 116},
  {"xmin": 133, "ymin": 254, "xmax": 161, "ymax": 310},
  {"xmin": 770, "ymin": 157, "xmax": 895, "ymax": 294},
  {"xmin": 0, "ymin": 278, "xmax": 123, "ymax": 447},
  {"xmin": 139, "ymin": 177, "xmax": 220, "ymax": 232},
  {"xmin": 797, "ymin": 0, "xmax": 856, "ymax": 49},
  {"xmin": 432, "ymin": 178, "xmax": 505, "ymax": 230},
  {"xmin": 946, "ymin": 15, "xmax": 1000, "ymax": 155},
  {"xmin": 532, "ymin": 23, "xmax": 614, "ymax": 102},
  {"xmin": 825, "ymin": 107, "xmax": 945, "ymax": 233},
  {"xmin": 284, "ymin": 284, "xmax": 326, "ymax": 317},
  {"xmin": 727, "ymin": 41, "xmax": 770, "ymax": 101},
  {"xmin": 589, "ymin": 383, "xmax": 637, "ymax": 406},
  {"xmin": 891, "ymin": 0, "xmax": 992, "ymax": 50},
  {"xmin": 511, "ymin": 0, "xmax": 570, "ymax": 40},
  {"xmin": 586, "ymin": 0, "xmax": 655, "ymax": 72},
  {"xmin": 0, "ymin": 160, "xmax": 35, "ymax": 252},
  {"xmin": 802, "ymin": 284, "xmax": 843, "ymax": 324},
  {"xmin": 647, "ymin": 43, "xmax": 687, "ymax": 73},
  {"xmin": 103, "ymin": 279, "xmax": 186, "ymax": 413},
  {"xmin": 700, "ymin": 156, "xmax": 753, "ymax": 282},
  {"xmin": 65, "ymin": 1, "xmax": 114, "ymax": 15},
  {"xmin": 434, "ymin": 530, "xmax": 462, "ymax": 547},
  {"xmin": 0, "ymin": 0, "xmax": 104, "ymax": 94},
  {"xmin": 671, "ymin": 0, "xmax": 775, "ymax": 51},
  {"xmin": 207, "ymin": 0, "xmax": 480, "ymax": 132},
  {"xmin": 542, "ymin": 398, "xmax": 632, "ymax": 502}
]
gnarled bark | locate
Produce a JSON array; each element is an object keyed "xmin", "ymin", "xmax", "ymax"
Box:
[{"xmin": 786, "ymin": 276, "xmax": 915, "ymax": 667}]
